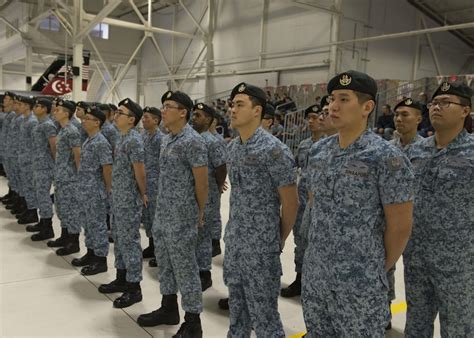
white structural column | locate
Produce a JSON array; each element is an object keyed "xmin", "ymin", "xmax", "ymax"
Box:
[
  {"xmin": 25, "ymin": 44, "xmax": 33, "ymax": 91},
  {"xmin": 0, "ymin": 61, "xmax": 3, "ymax": 89},
  {"xmin": 420, "ymin": 15, "xmax": 442, "ymax": 76},
  {"xmin": 328, "ymin": 0, "xmax": 342, "ymax": 77},
  {"xmin": 411, "ymin": 15, "xmax": 421, "ymax": 81},
  {"xmin": 258, "ymin": 0, "xmax": 269, "ymax": 69},
  {"xmin": 72, "ymin": 0, "xmax": 84, "ymax": 101},
  {"xmin": 204, "ymin": 0, "xmax": 215, "ymax": 99}
]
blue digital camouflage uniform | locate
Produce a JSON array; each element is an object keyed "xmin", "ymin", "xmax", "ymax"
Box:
[
  {"xmin": 387, "ymin": 134, "xmax": 423, "ymax": 303},
  {"xmin": 78, "ymin": 132, "xmax": 113, "ymax": 257},
  {"xmin": 71, "ymin": 117, "xmax": 88, "ymax": 144},
  {"xmin": 224, "ymin": 127, "xmax": 296, "ymax": 337},
  {"xmin": 196, "ymin": 131, "xmax": 226, "ymax": 271},
  {"xmin": 8, "ymin": 113, "xmax": 25, "ymax": 195},
  {"xmin": 210, "ymin": 131, "xmax": 227, "ymax": 241},
  {"xmin": 404, "ymin": 130, "xmax": 474, "ymax": 337},
  {"xmin": 141, "ymin": 128, "xmax": 162, "ymax": 237},
  {"xmin": 153, "ymin": 124, "xmax": 207, "ymax": 314},
  {"xmin": 1, "ymin": 111, "xmax": 17, "ymax": 187},
  {"xmin": 302, "ymin": 130, "xmax": 414, "ymax": 337},
  {"xmin": 101, "ymin": 120, "xmax": 119, "ymax": 150},
  {"xmin": 18, "ymin": 112, "xmax": 38, "ymax": 209},
  {"xmin": 55, "ymin": 121, "xmax": 82, "ymax": 234},
  {"xmin": 293, "ymin": 137, "xmax": 318, "ymax": 273},
  {"xmin": 0, "ymin": 110, "xmax": 6, "ymax": 165},
  {"xmin": 111, "ymin": 128, "xmax": 144, "ymax": 283},
  {"xmin": 32, "ymin": 116, "xmax": 57, "ymax": 218}
]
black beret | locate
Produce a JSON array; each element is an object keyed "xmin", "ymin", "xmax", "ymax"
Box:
[
  {"xmin": 193, "ymin": 103, "xmax": 216, "ymax": 118},
  {"xmin": 35, "ymin": 97, "xmax": 52, "ymax": 110},
  {"xmin": 118, "ymin": 97, "xmax": 143, "ymax": 121},
  {"xmin": 3, "ymin": 91, "xmax": 16, "ymax": 99},
  {"xmin": 57, "ymin": 99, "xmax": 76, "ymax": 112},
  {"xmin": 161, "ymin": 90, "xmax": 193, "ymax": 111},
  {"xmin": 327, "ymin": 70, "xmax": 377, "ymax": 99},
  {"xmin": 320, "ymin": 95, "xmax": 330, "ymax": 108},
  {"xmin": 76, "ymin": 101, "xmax": 90, "ymax": 110},
  {"xmin": 230, "ymin": 82, "xmax": 267, "ymax": 107},
  {"xmin": 305, "ymin": 104, "xmax": 321, "ymax": 117},
  {"xmin": 17, "ymin": 95, "xmax": 35, "ymax": 105},
  {"xmin": 96, "ymin": 103, "xmax": 110, "ymax": 112},
  {"xmin": 394, "ymin": 98, "xmax": 423, "ymax": 112},
  {"xmin": 109, "ymin": 103, "xmax": 117, "ymax": 111},
  {"xmin": 143, "ymin": 106, "xmax": 162, "ymax": 118},
  {"xmin": 85, "ymin": 106, "xmax": 106, "ymax": 124},
  {"xmin": 432, "ymin": 81, "xmax": 472, "ymax": 106},
  {"xmin": 263, "ymin": 103, "xmax": 275, "ymax": 119}
]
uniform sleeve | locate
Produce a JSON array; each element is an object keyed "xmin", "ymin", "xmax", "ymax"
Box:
[
  {"xmin": 44, "ymin": 123, "xmax": 58, "ymax": 138},
  {"xmin": 186, "ymin": 136, "xmax": 208, "ymax": 168},
  {"xmin": 98, "ymin": 140, "xmax": 113, "ymax": 166},
  {"xmin": 128, "ymin": 136, "xmax": 145, "ymax": 164},
  {"xmin": 209, "ymin": 140, "xmax": 226, "ymax": 169},
  {"xmin": 68, "ymin": 128, "xmax": 82, "ymax": 148},
  {"xmin": 378, "ymin": 149, "xmax": 415, "ymax": 205},
  {"xmin": 267, "ymin": 144, "xmax": 297, "ymax": 188}
]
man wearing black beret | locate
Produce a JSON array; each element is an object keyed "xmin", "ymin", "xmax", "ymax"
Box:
[
  {"xmin": 302, "ymin": 70, "xmax": 414, "ymax": 336},
  {"xmin": 404, "ymin": 81, "xmax": 473, "ymax": 337},
  {"xmin": 16, "ymin": 95, "xmax": 40, "ymax": 225},
  {"xmin": 191, "ymin": 102, "xmax": 227, "ymax": 292},
  {"xmin": 99, "ymin": 97, "xmax": 146, "ymax": 309},
  {"xmin": 223, "ymin": 82, "xmax": 298, "ymax": 336},
  {"xmin": 281, "ymin": 103, "xmax": 323, "ymax": 299},
  {"xmin": 98, "ymin": 103, "xmax": 119, "ymax": 154},
  {"xmin": 27, "ymin": 97, "xmax": 58, "ymax": 241},
  {"xmin": 72, "ymin": 106, "xmax": 112, "ymax": 276},
  {"xmin": 140, "ymin": 106, "xmax": 163, "ymax": 265},
  {"xmin": 138, "ymin": 91, "xmax": 208, "ymax": 337},
  {"xmin": 0, "ymin": 92, "xmax": 18, "ymax": 202},
  {"xmin": 261, "ymin": 103, "xmax": 275, "ymax": 133},
  {"xmin": 392, "ymin": 98, "xmax": 424, "ymax": 151}
]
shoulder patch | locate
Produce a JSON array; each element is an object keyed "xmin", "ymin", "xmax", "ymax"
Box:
[
  {"xmin": 387, "ymin": 156, "xmax": 403, "ymax": 171},
  {"xmin": 271, "ymin": 146, "xmax": 283, "ymax": 158}
]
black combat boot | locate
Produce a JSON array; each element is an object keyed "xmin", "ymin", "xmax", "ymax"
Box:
[
  {"xmin": 218, "ymin": 298, "xmax": 229, "ymax": 310},
  {"xmin": 98, "ymin": 269, "xmax": 127, "ymax": 293},
  {"xmin": 31, "ymin": 218, "xmax": 54, "ymax": 241},
  {"xmin": 212, "ymin": 239, "xmax": 222, "ymax": 257},
  {"xmin": 18, "ymin": 209, "xmax": 39, "ymax": 224},
  {"xmin": 26, "ymin": 219, "xmax": 43, "ymax": 232},
  {"xmin": 4, "ymin": 192, "xmax": 19, "ymax": 207},
  {"xmin": 71, "ymin": 248, "xmax": 94, "ymax": 267},
  {"xmin": 142, "ymin": 237, "xmax": 155, "ymax": 258},
  {"xmin": 173, "ymin": 312, "xmax": 203, "ymax": 338},
  {"xmin": 81, "ymin": 255, "xmax": 107, "ymax": 276},
  {"xmin": 148, "ymin": 258, "xmax": 157, "ymax": 267},
  {"xmin": 137, "ymin": 294, "xmax": 180, "ymax": 327},
  {"xmin": 281, "ymin": 272, "xmax": 302, "ymax": 298},
  {"xmin": 47, "ymin": 227, "xmax": 69, "ymax": 247},
  {"xmin": 10, "ymin": 197, "xmax": 26, "ymax": 214},
  {"xmin": 1, "ymin": 188, "xmax": 13, "ymax": 203},
  {"xmin": 113, "ymin": 282, "xmax": 142, "ymax": 308},
  {"xmin": 199, "ymin": 270, "xmax": 212, "ymax": 292},
  {"xmin": 56, "ymin": 233, "xmax": 80, "ymax": 256}
]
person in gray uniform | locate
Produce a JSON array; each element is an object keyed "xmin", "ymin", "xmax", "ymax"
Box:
[
  {"xmin": 224, "ymin": 82, "xmax": 298, "ymax": 337},
  {"xmin": 98, "ymin": 98, "xmax": 146, "ymax": 309},
  {"xmin": 191, "ymin": 102, "xmax": 227, "ymax": 291},
  {"xmin": 74, "ymin": 101, "xmax": 89, "ymax": 143},
  {"xmin": 48, "ymin": 99, "xmax": 82, "ymax": 256},
  {"xmin": 302, "ymin": 70, "xmax": 414, "ymax": 337},
  {"xmin": 281, "ymin": 103, "xmax": 323, "ymax": 298},
  {"xmin": 71, "ymin": 106, "xmax": 112, "ymax": 276},
  {"xmin": 0, "ymin": 92, "xmax": 18, "ymax": 204},
  {"xmin": 404, "ymin": 82, "xmax": 474, "ymax": 337},
  {"xmin": 137, "ymin": 91, "xmax": 208, "ymax": 338},
  {"xmin": 27, "ymin": 97, "xmax": 58, "ymax": 241}
]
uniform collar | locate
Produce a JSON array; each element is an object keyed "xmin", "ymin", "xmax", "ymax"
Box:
[
  {"xmin": 240, "ymin": 126, "xmax": 264, "ymax": 146},
  {"xmin": 332, "ymin": 129, "xmax": 371, "ymax": 156}
]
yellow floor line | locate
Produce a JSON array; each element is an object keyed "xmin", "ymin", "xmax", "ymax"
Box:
[{"xmin": 287, "ymin": 301, "xmax": 408, "ymax": 338}]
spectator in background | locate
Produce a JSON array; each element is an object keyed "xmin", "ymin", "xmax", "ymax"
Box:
[
  {"xmin": 418, "ymin": 92, "xmax": 434, "ymax": 137},
  {"xmin": 272, "ymin": 114, "xmax": 284, "ymax": 140},
  {"xmin": 375, "ymin": 104, "xmax": 395, "ymax": 139}
]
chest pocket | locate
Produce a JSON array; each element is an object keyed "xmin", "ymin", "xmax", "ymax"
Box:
[
  {"xmin": 334, "ymin": 160, "xmax": 375, "ymax": 209},
  {"xmin": 308, "ymin": 157, "xmax": 332, "ymax": 199}
]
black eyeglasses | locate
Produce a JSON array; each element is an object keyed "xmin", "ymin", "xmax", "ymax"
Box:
[
  {"xmin": 427, "ymin": 101, "xmax": 465, "ymax": 109},
  {"xmin": 115, "ymin": 110, "xmax": 133, "ymax": 117}
]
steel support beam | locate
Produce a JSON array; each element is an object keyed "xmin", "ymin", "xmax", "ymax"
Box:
[
  {"xmin": 259, "ymin": 0, "xmax": 269, "ymax": 69},
  {"xmin": 411, "ymin": 16, "xmax": 421, "ymax": 81},
  {"xmin": 420, "ymin": 16, "xmax": 442, "ymax": 76},
  {"xmin": 328, "ymin": 0, "xmax": 341, "ymax": 77},
  {"xmin": 25, "ymin": 44, "xmax": 33, "ymax": 90},
  {"xmin": 178, "ymin": 0, "xmax": 207, "ymax": 37},
  {"xmin": 76, "ymin": 0, "xmax": 121, "ymax": 41},
  {"xmin": 179, "ymin": 44, "xmax": 207, "ymax": 90}
]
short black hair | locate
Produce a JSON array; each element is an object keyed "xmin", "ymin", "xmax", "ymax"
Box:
[
  {"xmin": 248, "ymin": 96, "xmax": 264, "ymax": 120},
  {"xmin": 459, "ymin": 96, "xmax": 471, "ymax": 108}
]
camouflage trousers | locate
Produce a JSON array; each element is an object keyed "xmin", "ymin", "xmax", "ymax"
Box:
[
  {"xmin": 404, "ymin": 260, "xmax": 474, "ymax": 337},
  {"xmin": 224, "ymin": 249, "xmax": 284, "ymax": 338},
  {"xmin": 55, "ymin": 181, "xmax": 81, "ymax": 234},
  {"xmin": 294, "ymin": 190, "xmax": 309, "ymax": 273},
  {"xmin": 141, "ymin": 178, "xmax": 158, "ymax": 238},
  {"xmin": 18, "ymin": 157, "xmax": 37, "ymax": 209},
  {"xmin": 6, "ymin": 156, "xmax": 21, "ymax": 193},
  {"xmin": 33, "ymin": 169, "xmax": 54, "ymax": 218},
  {"xmin": 112, "ymin": 206, "xmax": 143, "ymax": 282},
  {"xmin": 81, "ymin": 187, "xmax": 109, "ymax": 257},
  {"xmin": 153, "ymin": 218, "xmax": 202, "ymax": 314},
  {"xmin": 301, "ymin": 283, "xmax": 388, "ymax": 337},
  {"xmin": 210, "ymin": 192, "xmax": 223, "ymax": 241}
]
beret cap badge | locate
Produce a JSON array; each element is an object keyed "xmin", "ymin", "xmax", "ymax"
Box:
[
  {"xmin": 339, "ymin": 74, "xmax": 352, "ymax": 86},
  {"xmin": 197, "ymin": 103, "xmax": 203, "ymax": 110},
  {"xmin": 312, "ymin": 106, "xmax": 319, "ymax": 112},
  {"xmin": 167, "ymin": 91, "xmax": 172, "ymax": 98},
  {"xmin": 440, "ymin": 82, "xmax": 450, "ymax": 92},
  {"xmin": 405, "ymin": 98, "xmax": 413, "ymax": 105},
  {"xmin": 238, "ymin": 84, "xmax": 246, "ymax": 92}
]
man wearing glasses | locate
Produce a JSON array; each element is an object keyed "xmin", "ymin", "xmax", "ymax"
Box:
[
  {"xmin": 303, "ymin": 71, "xmax": 414, "ymax": 336},
  {"xmin": 99, "ymin": 98, "xmax": 146, "ymax": 309},
  {"xmin": 71, "ymin": 106, "xmax": 112, "ymax": 276},
  {"xmin": 404, "ymin": 82, "xmax": 473, "ymax": 337},
  {"xmin": 138, "ymin": 91, "xmax": 208, "ymax": 338},
  {"xmin": 281, "ymin": 103, "xmax": 323, "ymax": 298}
]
